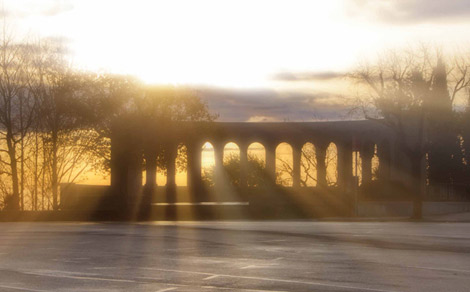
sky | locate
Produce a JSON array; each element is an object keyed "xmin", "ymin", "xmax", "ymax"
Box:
[{"xmin": 4, "ymin": 0, "xmax": 470, "ymax": 122}]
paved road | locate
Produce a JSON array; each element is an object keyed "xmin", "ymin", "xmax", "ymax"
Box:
[{"xmin": 0, "ymin": 221, "xmax": 469, "ymax": 292}]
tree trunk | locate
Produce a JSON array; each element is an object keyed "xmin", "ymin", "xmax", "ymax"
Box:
[
  {"xmin": 51, "ymin": 133, "xmax": 59, "ymax": 211},
  {"xmin": 42, "ymin": 138, "xmax": 46, "ymax": 211},
  {"xmin": 34, "ymin": 132, "xmax": 39, "ymax": 211},
  {"xmin": 20, "ymin": 96, "xmax": 24, "ymax": 211},
  {"xmin": 20, "ymin": 138, "xmax": 24, "ymax": 210},
  {"xmin": 6, "ymin": 132, "xmax": 19, "ymax": 210}
]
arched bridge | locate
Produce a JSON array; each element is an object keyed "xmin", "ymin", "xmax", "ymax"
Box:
[{"xmin": 110, "ymin": 120, "xmax": 404, "ymax": 218}]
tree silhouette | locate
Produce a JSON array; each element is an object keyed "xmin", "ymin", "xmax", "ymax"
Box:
[
  {"xmin": 203, "ymin": 153, "xmax": 269, "ymax": 187},
  {"xmin": 350, "ymin": 47, "xmax": 470, "ymax": 218}
]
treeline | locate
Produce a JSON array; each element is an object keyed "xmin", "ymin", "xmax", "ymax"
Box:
[{"xmin": 0, "ymin": 35, "xmax": 214, "ymax": 211}]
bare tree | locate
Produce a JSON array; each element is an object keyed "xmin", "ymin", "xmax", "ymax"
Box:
[
  {"xmin": 0, "ymin": 25, "xmax": 37, "ymax": 210},
  {"xmin": 276, "ymin": 143, "xmax": 338, "ymax": 187},
  {"xmin": 349, "ymin": 46, "xmax": 470, "ymax": 218},
  {"xmin": 28, "ymin": 41, "xmax": 105, "ymax": 210}
]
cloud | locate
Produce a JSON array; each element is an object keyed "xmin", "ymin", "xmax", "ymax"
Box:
[
  {"xmin": 347, "ymin": 0, "xmax": 470, "ymax": 24},
  {"xmin": 195, "ymin": 86, "xmax": 350, "ymax": 122},
  {"xmin": 4, "ymin": 0, "xmax": 74, "ymax": 19},
  {"xmin": 246, "ymin": 116, "xmax": 281, "ymax": 122},
  {"xmin": 271, "ymin": 71, "xmax": 345, "ymax": 82},
  {"xmin": 41, "ymin": 0, "xmax": 74, "ymax": 17}
]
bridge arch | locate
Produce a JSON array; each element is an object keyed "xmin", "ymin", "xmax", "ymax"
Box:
[
  {"xmin": 247, "ymin": 142, "xmax": 266, "ymax": 166},
  {"xmin": 326, "ymin": 142, "xmax": 338, "ymax": 186},
  {"xmin": 372, "ymin": 144, "xmax": 380, "ymax": 180},
  {"xmin": 352, "ymin": 147, "xmax": 362, "ymax": 186},
  {"xmin": 276, "ymin": 142, "xmax": 293, "ymax": 186},
  {"xmin": 175, "ymin": 143, "xmax": 188, "ymax": 186},
  {"xmin": 201, "ymin": 142, "xmax": 215, "ymax": 185},
  {"xmin": 223, "ymin": 142, "xmax": 240, "ymax": 165},
  {"xmin": 301, "ymin": 142, "xmax": 317, "ymax": 187}
]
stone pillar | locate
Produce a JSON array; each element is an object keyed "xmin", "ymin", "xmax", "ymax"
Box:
[
  {"xmin": 213, "ymin": 143, "xmax": 225, "ymax": 187},
  {"xmin": 337, "ymin": 141, "xmax": 353, "ymax": 189},
  {"xmin": 265, "ymin": 143, "xmax": 276, "ymax": 181},
  {"xmin": 360, "ymin": 143, "xmax": 374, "ymax": 185},
  {"xmin": 165, "ymin": 145, "xmax": 177, "ymax": 201},
  {"xmin": 214, "ymin": 143, "xmax": 224, "ymax": 169},
  {"xmin": 389, "ymin": 139, "xmax": 400, "ymax": 182},
  {"xmin": 377, "ymin": 142, "xmax": 391, "ymax": 180},
  {"xmin": 110, "ymin": 131, "xmax": 129, "ymax": 211},
  {"xmin": 127, "ymin": 146, "xmax": 143, "ymax": 217},
  {"xmin": 239, "ymin": 144, "xmax": 248, "ymax": 188},
  {"xmin": 337, "ymin": 140, "xmax": 354, "ymax": 216},
  {"xmin": 142, "ymin": 149, "xmax": 157, "ymax": 219},
  {"xmin": 315, "ymin": 143, "xmax": 327, "ymax": 187},
  {"xmin": 292, "ymin": 143, "xmax": 302, "ymax": 188},
  {"xmin": 187, "ymin": 142, "xmax": 202, "ymax": 195},
  {"xmin": 111, "ymin": 122, "xmax": 145, "ymax": 219},
  {"xmin": 144, "ymin": 150, "xmax": 157, "ymax": 188}
]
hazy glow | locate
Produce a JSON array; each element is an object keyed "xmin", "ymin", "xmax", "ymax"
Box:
[
  {"xmin": 6, "ymin": 0, "xmax": 470, "ymax": 88},
  {"xmin": 201, "ymin": 142, "xmax": 215, "ymax": 170},
  {"xmin": 6, "ymin": 1, "xmax": 468, "ymax": 186}
]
